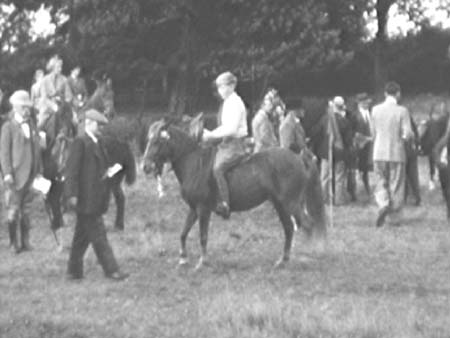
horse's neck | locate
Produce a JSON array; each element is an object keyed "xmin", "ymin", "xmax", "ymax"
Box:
[{"xmin": 169, "ymin": 131, "xmax": 206, "ymax": 185}]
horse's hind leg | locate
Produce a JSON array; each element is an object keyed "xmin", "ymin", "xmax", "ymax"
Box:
[
  {"xmin": 272, "ymin": 201, "xmax": 294, "ymax": 268},
  {"xmin": 179, "ymin": 207, "xmax": 198, "ymax": 265},
  {"xmin": 112, "ymin": 182, "xmax": 125, "ymax": 231}
]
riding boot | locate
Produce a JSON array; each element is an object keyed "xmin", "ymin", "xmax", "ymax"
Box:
[
  {"xmin": 20, "ymin": 216, "xmax": 33, "ymax": 251},
  {"xmin": 8, "ymin": 221, "xmax": 21, "ymax": 254},
  {"xmin": 215, "ymin": 172, "xmax": 231, "ymax": 219}
]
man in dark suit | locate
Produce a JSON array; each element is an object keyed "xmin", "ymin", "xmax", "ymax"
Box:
[
  {"xmin": 1, "ymin": 90, "xmax": 42, "ymax": 253},
  {"xmin": 354, "ymin": 93, "xmax": 373, "ymax": 198},
  {"xmin": 404, "ymin": 115, "xmax": 421, "ymax": 206},
  {"xmin": 65, "ymin": 109, "xmax": 128, "ymax": 281}
]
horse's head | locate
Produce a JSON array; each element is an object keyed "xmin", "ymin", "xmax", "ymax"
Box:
[
  {"xmin": 141, "ymin": 113, "xmax": 204, "ymax": 176},
  {"xmin": 418, "ymin": 115, "xmax": 447, "ymax": 155}
]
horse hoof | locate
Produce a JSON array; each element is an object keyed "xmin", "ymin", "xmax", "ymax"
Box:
[
  {"xmin": 273, "ymin": 258, "xmax": 288, "ymax": 269},
  {"xmin": 194, "ymin": 257, "xmax": 209, "ymax": 271}
]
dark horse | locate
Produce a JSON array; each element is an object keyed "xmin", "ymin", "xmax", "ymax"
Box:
[
  {"xmin": 141, "ymin": 115, "xmax": 326, "ymax": 269},
  {"xmin": 418, "ymin": 113, "xmax": 450, "ymax": 218}
]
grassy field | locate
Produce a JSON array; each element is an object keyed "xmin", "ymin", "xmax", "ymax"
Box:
[
  {"xmin": 1, "ymin": 95, "xmax": 450, "ymax": 338},
  {"xmin": 1, "ymin": 155, "xmax": 449, "ymax": 338}
]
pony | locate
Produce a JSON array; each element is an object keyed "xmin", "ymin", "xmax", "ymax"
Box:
[{"xmin": 141, "ymin": 114, "xmax": 326, "ymax": 270}]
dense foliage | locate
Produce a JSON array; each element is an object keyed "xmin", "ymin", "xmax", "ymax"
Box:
[{"xmin": 0, "ymin": 0, "xmax": 449, "ymax": 113}]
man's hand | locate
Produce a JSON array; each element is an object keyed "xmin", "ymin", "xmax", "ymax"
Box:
[
  {"xmin": 202, "ymin": 129, "xmax": 213, "ymax": 142},
  {"xmin": 4, "ymin": 174, "xmax": 14, "ymax": 187}
]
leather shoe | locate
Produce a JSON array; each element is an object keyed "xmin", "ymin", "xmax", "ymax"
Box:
[
  {"xmin": 106, "ymin": 271, "xmax": 129, "ymax": 281},
  {"xmin": 215, "ymin": 201, "xmax": 230, "ymax": 219},
  {"xmin": 376, "ymin": 206, "xmax": 389, "ymax": 228}
]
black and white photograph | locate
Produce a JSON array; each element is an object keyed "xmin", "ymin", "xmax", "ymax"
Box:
[{"xmin": 1, "ymin": 1, "xmax": 450, "ymax": 337}]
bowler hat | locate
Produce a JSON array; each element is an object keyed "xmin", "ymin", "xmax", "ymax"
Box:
[
  {"xmin": 9, "ymin": 90, "xmax": 32, "ymax": 107},
  {"xmin": 356, "ymin": 92, "xmax": 372, "ymax": 103},
  {"xmin": 85, "ymin": 109, "xmax": 108, "ymax": 124},
  {"xmin": 215, "ymin": 71, "xmax": 237, "ymax": 86}
]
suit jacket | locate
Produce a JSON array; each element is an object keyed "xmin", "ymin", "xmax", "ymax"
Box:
[
  {"xmin": 39, "ymin": 73, "xmax": 73, "ymax": 104},
  {"xmin": 64, "ymin": 135, "xmax": 110, "ymax": 216},
  {"xmin": 372, "ymin": 99, "xmax": 413, "ymax": 163},
  {"xmin": 0, "ymin": 118, "xmax": 41, "ymax": 189},
  {"xmin": 279, "ymin": 111, "xmax": 306, "ymax": 154},
  {"xmin": 251, "ymin": 110, "xmax": 278, "ymax": 153}
]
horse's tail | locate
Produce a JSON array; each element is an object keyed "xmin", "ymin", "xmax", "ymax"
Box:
[
  {"xmin": 123, "ymin": 142, "xmax": 137, "ymax": 185},
  {"xmin": 303, "ymin": 150, "xmax": 327, "ymax": 240}
]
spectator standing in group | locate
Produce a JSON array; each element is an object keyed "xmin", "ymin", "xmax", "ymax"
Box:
[
  {"xmin": 371, "ymin": 82, "xmax": 413, "ymax": 227},
  {"xmin": 279, "ymin": 107, "xmax": 307, "ymax": 154},
  {"xmin": 0, "ymin": 90, "xmax": 42, "ymax": 253},
  {"xmin": 404, "ymin": 113, "xmax": 421, "ymax": 206},
  {"xmin": 252, "ymin": 96, "xmax": 278, "ymax": 153},
  {"xmin": 353, "ymin": 93, "xmax": 374, "ymax": 198},
  {"xmin": 67, "ymin": 65, "xmax": 88, "ymax": 115},
  {"xmin": 65, "ymin": 109, "xmax": 128, "ymax": 281}
]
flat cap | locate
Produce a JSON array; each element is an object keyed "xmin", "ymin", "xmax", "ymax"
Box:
[
  {"xmin": 85, "ymin": 109, "xmax": 108, "ymax": 124},
  {"xmin": 9, "ymin": 90, "xmax": 32, "ymax": 107},
  {"xmin": 215, "ymin": 71, "xmax": 237, "ymax": 86}
]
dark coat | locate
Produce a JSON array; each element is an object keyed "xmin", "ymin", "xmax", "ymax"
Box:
[
  {"xmin": 64, "ymin": 134, "xmax": 110, "ymax": 216},
  {"xmin": 354, "ymin": 108, "xmax": 373, "ymax": 171}
]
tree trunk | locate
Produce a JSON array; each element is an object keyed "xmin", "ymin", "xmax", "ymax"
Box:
[{"xmin": 373, "ymin": 0, "xmax": 394, "ymax": 98}]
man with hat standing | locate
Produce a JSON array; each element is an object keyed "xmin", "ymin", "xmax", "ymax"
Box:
[
  {"xmin": 202, "ymin": 71, "xmax": 248, "ymax": 219},
  {"xmin": 65, "ymin": 109, "xmax": 128, "ymax": 281},
  {"xmin": 354, "ymin": 92, "xmax": 374, "ymax": 198},
  {"xmin": 1, "ymin": 90, "xmax": 42, "ymax": 253}
]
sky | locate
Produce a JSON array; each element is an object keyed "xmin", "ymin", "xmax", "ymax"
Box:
[{"xmin": 27, "ymin": 2, "xmax": 450, "ymax": 39}]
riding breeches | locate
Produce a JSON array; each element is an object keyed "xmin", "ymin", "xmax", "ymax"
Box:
[{"xmin": 213, "ymin": 139, "xmax": 246, "ymax": 205}]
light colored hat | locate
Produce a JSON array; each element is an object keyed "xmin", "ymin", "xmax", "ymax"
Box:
[
  {"xmin": 46, "ymin": 56, "xmax": 62, "ymax": 72},
  {"xmin": 9, "ymin": 90, "xmax": 32, "ymax": 107},
  {"xmin": 215, "ymin": 71, "xmax": 237, "ymax": 86},
  {"xmin": 356, "ymin": 92, "xmax": 372, "ymax": 103},
  {"xmin": 85, "ymin": 109, "xmax": 109, "ymax": 124},
  {"xmin": 332, "ymin": 96, "xmax": 346, "ymax": 110}
]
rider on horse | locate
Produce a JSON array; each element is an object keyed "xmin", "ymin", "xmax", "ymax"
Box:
[
  {"xmin": 202, "ymin": 72, "xmax": 248, "ymax": 219},
  {"xmin": 37, "ymin": 55, "xmax": 73, "ymax": 130}
]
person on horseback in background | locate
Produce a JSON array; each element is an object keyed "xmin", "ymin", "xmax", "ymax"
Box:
[
  {"xmin": 252, "ymin": 95, "xmax": 278, "ymax": 153},
  {"xmin": 37, "ymin": 55, "xmax": 73, "ymax": 130},
  {"xmin": 67, "ymin": 65, "xmax": 88, "ymax": 120},
  {"xmin": 202, "ymin": 72, "xmax": 248, "ymax": 219}
]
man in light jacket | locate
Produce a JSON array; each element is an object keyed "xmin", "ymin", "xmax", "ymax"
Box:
[{"xmin": 371, "ymin": 82, "xmax": 413, "ymax": 227}]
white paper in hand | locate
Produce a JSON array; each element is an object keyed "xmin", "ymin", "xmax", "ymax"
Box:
[
  {"xmin": 106, "ymin": 163, "xmax": 123, "ymax": 178},
  {"xmin": 32, "ymin": 175, "xmax": 52, "ymax": 195}
]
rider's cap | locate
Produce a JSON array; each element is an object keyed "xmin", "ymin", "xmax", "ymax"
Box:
[
  {"xmin": 215, "ymin": 71, "xmax": 237, "ymax": 87},
  {"xmin": 85, "ymin": 109, "xmax": 108, "ymax": 125},
  {"xmin": 9, "ymin": 90, "xmax": 32, "ymax": 107}
]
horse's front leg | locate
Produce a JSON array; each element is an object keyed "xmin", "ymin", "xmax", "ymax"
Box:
[
  {"xmin": 179, "ymin": 207, "xmax": 198, "ymax": 266},
  {"xmin": 195, "ymin": 206, "xmax": 212, "ymax": 271}
]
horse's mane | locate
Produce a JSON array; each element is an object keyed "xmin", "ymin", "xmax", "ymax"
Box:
[{"xmin": 167, "ymin": 125, "xmax": 215, "ymax": 198}]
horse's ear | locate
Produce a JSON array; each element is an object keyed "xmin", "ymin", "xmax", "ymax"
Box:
[{"xmin": 189, "ymin": 112, "xmax": 204, "ymax": 142}]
